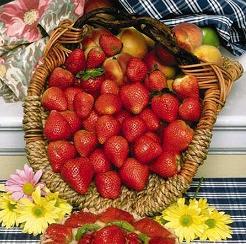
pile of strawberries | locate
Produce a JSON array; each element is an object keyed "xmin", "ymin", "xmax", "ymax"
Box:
[
  {"xmin": 42, "ymin": 28, "xmax": 202, "ymax": 199},
  {"xmin": 43, "ymin": 207, "xmax": 176, "ymax": 244}
]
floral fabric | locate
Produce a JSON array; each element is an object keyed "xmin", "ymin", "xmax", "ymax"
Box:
[{"xmin": 0, "ymin": 0, "xmax": 85, "ymax": 102}]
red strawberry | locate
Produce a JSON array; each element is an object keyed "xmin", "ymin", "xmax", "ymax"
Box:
[
  {"xmin": 64, "ymin": 211, "xmax": 97, "ymax": 228},
  {"xmin": 79, "ymin": 72, "xmax": 105, "ymax": 96},
  {"xmin": 155, "ymin": 44, "xmax": 177, "ymax": 66},
  {"xmin": 99, "ymin": 34, "xmax": 122, "ymax": 57},
  {"xmin": 100, "ymin": 79, "xmax": 119, "ymax": 95},
  {"xmin": 150, "ymin": 152, "xmax": 179, "ymax": 177},
  {"xmin": 151, "ymin": 93, "xmax": 179, "ymax": 122},
  {"xmin": 61, "ymin": 157, "xmax": 94, "ymax": 194},
  {"xmin": 42, "ymin": 87, "xmax": 67, "ymax": 111},
  {"xmin": 144, "ymin": 70, "xmax": 167, "ymax": 91},
  {"xmin": 60, "ymin": 110, "xmax": 82, "ymax": 134},
  {"xmin": 89, "ymin": 148, "xmax": 111, "ymax": 174},
  {"xmin": 122, "ymin": 116, "xmax": 147, "ymax": 143},
  {"xmin": 74, "ymin": 92, "xmax": 94, "ymax": 119},
  {"xmin": 134, "ymin": 218, "xmax": 171, "ymax": 239},
  {"xmin": 179, "ymin": 97, "xmax": 202, "ymax": 122},
  {"xmin": 162, "ymin": 120, "xmax": 194, "ymax": 152},
  {"xmin": 134, "ymin": 134, "xmax": 162, "ymax": 164},
  {"xmin": 49, "ymin": 67, "xmax": 74, "ymax": 89},
  {"xmin": 119, "ymin": 158, "xmax": 149, "ymax": 191},
  {"xmin": 74, "ymin": 130, "xmax": 97, "ymax": 157},
  {"xmin": 104, "ymin": 136, "xmax": 129, "ymax": 168},
  {"xmin": 95, "ymin": 171, "xmax": 122, "ymax": 199},
  {"xmin": 98, "ymin": 207, "xmax": 134, "ymax": 223},
  {"xmin": 143, "ymin": 50, "xmax": 162, "ymax": 71},
  {"xmin": 87, "ymin": 47, "xmax": 106, "ymax": 68},
  {"xmin": 120, "ymin": 83, "xmax": 149, "ymax": 114},
  {"xmin": 96, "ymin": 115, "xmax": 120, "ymax": 144},
  {"xmin": 95, "ymin": 93, "xmax": 122, "ymax": 115},
  {"xmin": 126, "ymin": 57, "xmax": 147, "ymax": 82},
  {"xmin": 64, "ymin": 87, "xmax": 82, "ymax": 111},
  {"xmin": 149, "ymin": 237, "xmax": 176, "ymax": 244},
  {"xmin": 45, "ymin": 224, "xmax": 73, "ymax": 244},
  {"xmin": 65, "ymin": 48, "xmax": 86, "ymax": 74},
  {"xmin": 125, "ymin": 233, "xmax": 141, "ymax": 244},
  {"xmin": 145, "ymin": 131, "xmax": 161, "ymax": 144},
  {"xmin": 93, "ymin": 225, "xmax": 125, "ymax": 244},
  {"xmin": 82, "ymin": 110, "xmax": 99, "ymax": 132},
  {"xmin": 139, "ymin": 108, "xmax": 160, "ymax": 131},
  {"xmin": 47, "ymin": 140, "xmax": 77, "ymax": 173},
  {"xmin": 82, "ymin": 36, "xmax": 97, "ymax": 50},
  {"xmin": 44, "ymin": 111, "xmax": 71, "ymax": 141},
  {"xmin": 173, "ymin": 74, "xmax": 199, "ymax": 99},
  {"xmin": 115, "ymin": 110, "xmax": 131, "ymax": 125},
  {"xmin": 78, "ymin": 233, "xmax": 94, "ymax": 244}
]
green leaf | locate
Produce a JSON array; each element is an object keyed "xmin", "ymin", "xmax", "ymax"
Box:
[
  {"xmin": 108, "ymin": 221, "xmax": 135, "ymax": 232},
  {"xmin": 138, "ymin": 233, "xmax": 150, "ymax": 244},
  {"xmin": 76, "ymin": 68, "xmax": 104, "ymax": 80},
  {"xmin": 75, "ymin": 223, "xmax": 100, "ymax": 240}
]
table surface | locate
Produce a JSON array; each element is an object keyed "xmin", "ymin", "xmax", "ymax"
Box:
[{"xmin": 0, "ymin": 178, "xmax": 246, "ymax": 244}]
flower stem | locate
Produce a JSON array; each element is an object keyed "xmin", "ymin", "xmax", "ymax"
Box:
[{"xmin": 193, "ymin": 177, "xmax": 204, "ymax": 199}]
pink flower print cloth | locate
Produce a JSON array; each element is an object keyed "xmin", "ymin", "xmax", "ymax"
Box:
[{"xmin": 0, "ymin": 0, "xmax": 85, "ymax": 102}]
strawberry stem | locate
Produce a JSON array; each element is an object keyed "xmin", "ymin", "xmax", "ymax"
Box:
[{"xmin": 76, "ymin": 68, "xmax": 104, "ymax": 80}]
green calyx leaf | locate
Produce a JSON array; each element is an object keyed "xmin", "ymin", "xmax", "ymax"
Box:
[
  {"xmin": 75, "ymin": 223, "xmax": 100, "ymax": 240},
  {"xmin": 107, "ymin": 220, "xmax": 135, "ymax": 232},
  {"xmin": 76, "ymin": 68, "xmax": 104, "ymax": 80},
  {"xmin": 138, "ymin": 233, "xmax": 150, "ymax": 244}
]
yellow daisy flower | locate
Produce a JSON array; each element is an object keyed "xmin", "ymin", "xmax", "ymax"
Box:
[
  {"xmin": 16, "ymin": 187, "xmax": 59, "ymax": 235},
  {"xmin": 0, "ymin": 193, "xmax": 19, "ymax": 228},
  {"xmin": 201, "ymin": 209, "xmax": 233, "ymax": 241},
  {"xmin": 189, "ymin": 198, "xmax": 213, "ymax": 215},
  {"xmin": 45, "ymin": 191, "xmax": 72, "ymax": 221},
  {"xmin": 163, "ymin": 198, "xmax": 207, "ymax": 243}
]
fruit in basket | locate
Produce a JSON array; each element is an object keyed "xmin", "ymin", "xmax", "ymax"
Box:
[
  {"xmin": 89, "ymin": 149, "xmax": 111, "ymax": 174},
  {"xmin": 99, "ymin": 34, "xmax": 123, "ymax": 57},
  {"xmin": 201, "ymin": 27, "xmax": 220, "ymax": 47},
  {"xmin": 139, "ymin": 108, "xmax": 160, "ymax": 131},
  {"xmin": 95, "ymin": 171, "xmax": 122, "ymax": 199},
  {"xmin": 144, "ymin": 70, "xmax": 167, "ymax": 91},
  {"xmin": 173, "ymin": 74, "xmax": 199, "ymax": 99},
  {"xmin": 151, "ymin": 93, "xmax": 179, "ymax": 122},
  {"xmin": 86, "ymin": 47, "xmax": 106, "ymax": 69},
  {"xmin": 64, "ymin": 87, "xmax": 82, "ymax": 111},
  {"xmin": 41, "ymin": 87, "xmax": 67, "ymax": 111},
  {"xmin": 119, "ymin": 28, "xmax": 148, "ymax": 58},
  {"xmin": 65, "ymin": 49, "xmax": 86, "ymax": 74},
  {"xmin": 120, "ymin": 158, "xmax": 149, "ymax": 191},
  {"xmin": 48, "ymin": 67, "xmax": 74, "ymax": 88},
  {"xmin": 150, "ymin": 152, "xmax": 178, "ymax": 177},
  {"xmin": 84, "ymin": 0, "xmax": 113, "ymax": 14},
  {"xmin": 126, "ymin": 57, "xmax": 148, "ymax": 82},
  {"xmin": 179, "ymin": 97, "xmax": 202, "ymax": 122},
  {"xmin": 60, "ymin": 110, "xmax": 82, "ymax": 134},
  {"xmin": 42, "ymin": 207, "xmax": 176, "ymax": 244},
  {"xmin": 44, "ymin": 111, "xmax": 72, "ymax": 141},
  {"xmin": 47, "ymin": 140, "xmax": 77, "ymax": 172},
  {"xmin": 155, "ymin": 44, "xmax": 176, "ymax": 66},
  {"xmin": 193, "ymin": 44, "xmax": 223, "ymax": 65},
  {"xmin": 162, "ymin": 120, "xmax": 194, "ymax": 153},
  {"xmin": 104, "ymin": 136, "xmax": 129, "ymax": 168},
  {"xmin": 61, "ymin": 157, "xmax": 94, "ymax": 194},
  {"xmin": 100, "ymin": 79, "xmax": 119, "ymax": 95},
  {"xmin": 173, "ymin": 22, "xmax": 203, "ymax": 52},
  {"xmin": 74, "ymin": 91, "xmax": 94, "ymax": 118},
  {"xmin": 82, "ymin": 110, "xmax": 99, "ymax": 132}
]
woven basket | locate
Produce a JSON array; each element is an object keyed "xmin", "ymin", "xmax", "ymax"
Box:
[{"xmin": 23, "ymin": 8, "xmax": 243, "ymax": 216}]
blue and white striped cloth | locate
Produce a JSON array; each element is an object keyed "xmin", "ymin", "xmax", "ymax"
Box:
[
  {"xmin": 0, "ymin": 178, "xmax": 246, "ymax": 243},
  {"xmin": 118, "ymin": 0, "xmax": 246, "ymax": 56}
]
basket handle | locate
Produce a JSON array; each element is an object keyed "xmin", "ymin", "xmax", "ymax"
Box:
[{"xmin": 73, "ymin": 8, "xmax": 199, "ymax": 65}]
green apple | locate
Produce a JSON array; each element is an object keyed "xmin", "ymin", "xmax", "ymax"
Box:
[{"xmin": 201, "ymin": 27, "xmax": 220, "ymax": 47}]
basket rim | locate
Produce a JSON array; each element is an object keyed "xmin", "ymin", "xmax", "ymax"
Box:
[{"xmin": 23, "ymin": 15, "xmax": 243, "ymax": 216}]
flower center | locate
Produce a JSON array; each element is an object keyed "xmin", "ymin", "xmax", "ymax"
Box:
[
  {"xmin": 205, "ymin": 218, "xmax": 216, "ymax": 228},
  {"xmin": 8, "ymin": 202, "xmax": 16, "ymax": 211},
  {"xmin": 32, "ymin": 206, "xmax": 45, "ymax": 217},
  {"xmin": 23, "ymin": 183, "xmax": 35, "ymax": 196},
  {"xmin": 23, "ymin": 9, "xmax": 38, "ymax": 25},
  {"xmin": 180, "ymin": 215, "xmax": 193, "ymax": 226}
]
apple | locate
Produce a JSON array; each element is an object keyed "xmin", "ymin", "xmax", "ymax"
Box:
[
  {"xmin": 103, "ymin": 58, "xmax": 124, "ymax": 86},
  {"xmin": 201, "ymin": 27, "xmax": 220, "ymax": 47},
  {"xmin": 173, "ymin": 23, "xmax": 203, "ymax": 52},
  {"xmin": 118, "ymin": 27, "xmax": 148, "ymax": 59},
  {"xmin": 193, "ymin": 45, "xmax": 223, "ymax": 66},
  {"xmin": 155, "ymin": 44, "xmax": 177, "ymax": 66}
]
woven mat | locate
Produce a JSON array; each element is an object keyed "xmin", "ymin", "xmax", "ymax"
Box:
[{"xmin": 0, "ymin": 178, "xmax": 246, "ymax": 244}]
